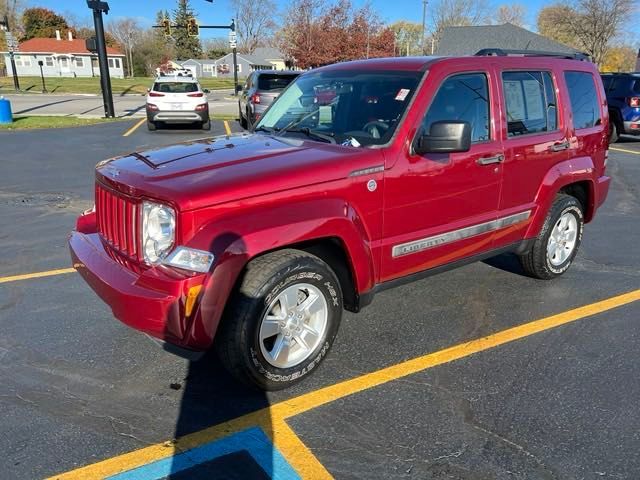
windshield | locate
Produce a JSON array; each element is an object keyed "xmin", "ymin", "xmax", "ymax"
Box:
[
  {"xmin": 258, "ymin": 74, "xmax": 298, "ymax": 91},
  {"xmin": 256, "ymin": 69, "xmax": 424, "ymax": 146},
  {"xmin": 153, "ymin": 82, "xmax": 199, "ymax": 93}
]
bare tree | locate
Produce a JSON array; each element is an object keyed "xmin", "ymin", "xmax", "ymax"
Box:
[
  {"xmin": 567, "ymin": 0, "xmax": 634, "ymax": 65},
  {"xmin": 538, "ymin": 0, "xmax": 634, "ymax": 66},
  {"xmin": 233, "ymin": 0, "xmax": 277, "ymax": 54},
  {"xmin": 495, "ymin": 4, "xmax": 526, "ymax": 26},
  {"xmin": 108, "ymin": 18, "xmax": 141, "ymax": 78},
  {"xmin": 430, "ymin": 0, "xmax": 488, "ymax": 46}
]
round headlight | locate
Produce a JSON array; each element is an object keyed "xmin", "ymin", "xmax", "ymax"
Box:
[{"xmin": 142, "ymin": 201, "xmax": 175, "ymax": 264}]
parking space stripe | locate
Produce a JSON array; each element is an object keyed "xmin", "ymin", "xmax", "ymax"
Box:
[
  {"xmin": 0, "ymin": 268, "xmax": 75, "ymax": 284},
  {"xmin": 47, "ymin": 288, "xmax": 640, "ymax": 480},
  {"xmin": 610, "ymin": 146, "xmax": 640, "ymax": 155},
  {"xmin": 122, "ymin": 118, "xmax": 146, "ymax": 137},
  {"xmin": 224, "ymin": 120, "xmax": 232, "ymax": 136},
  {"xmin": 270, "ymin": 420, "xmax": 333, "ymax": 479}
]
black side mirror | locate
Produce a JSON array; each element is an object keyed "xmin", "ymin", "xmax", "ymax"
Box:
[
  {"xmin": 235, "ymin": 84, "xmax": 243, "ymax": 93},
  {"xmin": 203, "ymin": 88, "xmax": 210, "ymax": 93},
  {"xmin": 414, "ymin": 120, "xmax": 471, "ymax": 154}
]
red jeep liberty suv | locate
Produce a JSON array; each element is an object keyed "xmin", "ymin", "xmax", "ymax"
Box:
[{"xmin": 70, "ymin": 50, "xmax": 611, "ymax": 390}]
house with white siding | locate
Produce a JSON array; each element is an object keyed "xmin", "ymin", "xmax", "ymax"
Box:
[{"xmin": 1, "ymin": 31, "xmax": 125, "ymax": 78}]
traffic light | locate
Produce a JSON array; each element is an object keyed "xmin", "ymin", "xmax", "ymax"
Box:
[
  {"xmin": 161, "ymin": 17, "xmax": 171, "ymax": 37},
  {"xmin": 187, "ymin": 17, "xmax": 199, "ymax": 37}
]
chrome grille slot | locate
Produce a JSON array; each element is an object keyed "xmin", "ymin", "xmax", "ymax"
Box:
[{"xmin": 95, "ymin": 183, "xmax": 138, "ymax": 257}]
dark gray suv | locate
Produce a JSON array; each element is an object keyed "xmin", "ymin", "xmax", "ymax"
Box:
[{"xmin": 238, "ymin": 70, "xmax": 300, "ymax": 129}]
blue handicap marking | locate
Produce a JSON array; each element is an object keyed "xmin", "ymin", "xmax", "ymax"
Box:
[{"xmin": 106, "ymin": 427, "xmax": 300, "ymax": 480}]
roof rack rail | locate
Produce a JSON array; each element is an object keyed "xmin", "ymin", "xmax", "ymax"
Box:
[{"xmin": 475, "ymin": 48, "xmax": 589, "ymax": 61}]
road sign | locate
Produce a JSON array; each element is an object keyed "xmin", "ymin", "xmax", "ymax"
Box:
[{"xmin": 229, "ymin": 31, "xmax": 237, "ymax": 48}]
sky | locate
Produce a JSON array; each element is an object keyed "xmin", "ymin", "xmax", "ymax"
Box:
[{"xmin": 30, "ymin": 0, "xmax": 553, "ymax": 39}]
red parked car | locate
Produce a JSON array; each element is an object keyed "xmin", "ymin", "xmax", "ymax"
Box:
[{"xmin": 70, "ymin": 50, "xmax": 610, "ymax": 390}]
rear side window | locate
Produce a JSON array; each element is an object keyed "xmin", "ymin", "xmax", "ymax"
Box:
[
  {"xmin": 564, "ymin": 72, "xmax": 601, "ymax": 129},
  {"xmin": 257, "ymin": 74, "xmax": 298, "ymax": 91},
  {"xmin": 422, "ymin": 73, "xmax": 490, "ymax": 143},
  {"xmin": 502, "ymin": 71, "xmax": 557, "ymax": 137},
  {"xmin": 153, "ymin": 82, "xmax": 199, "ymax": 93},
  {"xmin": 633, "ymin": 79, "xmax": 640, "ymax": 94}
]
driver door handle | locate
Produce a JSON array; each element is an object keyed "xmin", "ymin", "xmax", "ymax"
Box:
[
  {"xmin": 549, "ymin": 140, "xmax": 570, "ymax": 152},
  {"xmin": 477, "ymin": 154, "xmax": 504, "ymax": 166}
]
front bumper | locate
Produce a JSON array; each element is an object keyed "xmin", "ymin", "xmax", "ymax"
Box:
[
  {"xmin": 147, "ymin": 108, "xmax": 208, "ymax": 124},
  {"xmin": 69, "ymin": 231, "xmax": 206, "ymax": 352}
]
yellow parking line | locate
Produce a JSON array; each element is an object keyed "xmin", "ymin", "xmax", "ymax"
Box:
[
  {"xmin": 0, "ymin": 268, "xmax": 75, "ymax": 284},
  {"xmin": 223, "ymin": 120, "xmax": 232, "ymax": 136},
  {"xmin": 610, "ymin": 146, "xmax": 640, "ymax": 155},
  {"xmin": 122, "ymin": 118, "xmax": 146, "ymax": 137},
  {"xmin": 48, "ymin": 288, "xmax": 640, "ymax": 480},
  {"xmin": 270, "ymin": 420, "xmax": 333, "ymax": 479}
]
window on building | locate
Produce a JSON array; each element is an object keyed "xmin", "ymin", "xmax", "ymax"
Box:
[
  {"xmin": 15, "ymin": 55, "xmax": 32, "ymax": 67},
  {"xmin": 422, "ymin": 73, "xmax": 490, "ymax": 143},
  {"xmin": 108, "ymin": 58, "xmax": 121, "ymax": 68},
  {"xmin": 59, "ymin": 57, "xmax": 68, "ymax": 69},
  {"xmin": 502, "ymin": 71, "xmax": 557, "ymax": 137},
  {"xmin": 203, "ymin": 64, "xmax": 213, "ymax": 73},
  {"xmin": 92, "ymin": 57, "xmax": 98, "ymax": 68},
  {"xmin": 75, "ymin": 57, "xmax": 84, "ymax": 68},
  {"xmin": 564, "ymin": 71, "xmax": 601, "ymax": 129},
  {"xmin": 45, "ymin": 56, "xmax": 54, "ymax": 67}
]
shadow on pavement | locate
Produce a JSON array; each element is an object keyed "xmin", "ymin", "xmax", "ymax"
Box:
[{"xmin": 164, "ymin": 233, "xmax": 278, "ymax": 479}]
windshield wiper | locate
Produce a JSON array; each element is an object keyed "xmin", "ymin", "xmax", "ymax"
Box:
[
  {"xmin": 254, "ymin": 125, "xmax": 274, "ymax": 134},
  {"xmin": 289, "ymin": 127, "xmax": 336, "ymax": 144}
]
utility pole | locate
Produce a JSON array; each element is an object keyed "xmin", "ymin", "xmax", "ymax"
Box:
[
  {"xmin": 421, "ymin": 0, "xmax": 427, "ymax": 55},
  {"xmin": 1, "ymin": 14, "xmax": 20, "ymax": 91},
  {"xmin": 87, "ymin": 1, "xmax": 115, "ymax": 118}
]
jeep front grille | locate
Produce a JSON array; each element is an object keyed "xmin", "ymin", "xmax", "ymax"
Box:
[{"xmin": 95, "ymin": 183, "xmax": 138, "ymax": 258}]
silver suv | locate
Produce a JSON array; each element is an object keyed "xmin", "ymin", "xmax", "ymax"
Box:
[{"xmin": 238, "ymin": 70, "xmax": 300, "ymax": 129}]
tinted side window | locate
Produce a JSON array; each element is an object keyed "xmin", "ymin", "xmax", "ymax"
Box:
[
  {"xmin": 601, "ymin": 75, "xmax": 614, "ymax": 91},
  {"xmin": 502, "ymin": 71, "xmax": 557, "ymax": 137},
  {"xmin": 564, "ymin": 71, "xmax": 601, "ymax": 129},
  {"xmin": 422, "ymin": 73, "xmax": 490, "ymax": 143},
  {"xmin": 633, "ymin": 79, "xmax": 640, "ymax": 94}
]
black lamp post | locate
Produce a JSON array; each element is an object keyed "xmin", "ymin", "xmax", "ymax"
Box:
[
  {"xmin": 1, "ymin": 14, "xmax": 20, "ymax": 91},
  {"xmin": 37, "ymin": 60, "xmax": 47, "ymax": 93},
  {"xmin": 86, "ymin": 1, "xmax": 115, "ymax": 118}
]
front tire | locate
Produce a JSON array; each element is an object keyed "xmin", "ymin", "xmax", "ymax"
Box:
[
  {"xmin": 147, "ymin": 120, "xmax": 156, "ymax": 131},
  {"xmin": 216, "ymin": 250, "xmax": 343, "ymax": 391},
  {"xmin": 518, "ymin": 194, "xmax": 584, "ymax": 279}
]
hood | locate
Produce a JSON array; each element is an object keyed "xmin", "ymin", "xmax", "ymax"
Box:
[{"xmin": 96, "ymin": 133, "xmax": 384, "ymax": 211}]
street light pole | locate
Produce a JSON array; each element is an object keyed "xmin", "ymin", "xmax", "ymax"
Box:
[
  {"xmin": 420, "ymin": 0, "xmax": 427, "ymax": 55},
  {"xmin": 87, "ymin": 1, "xmax": 115, "ymax": 118},
  {"xmin": 231, "ymin": 19, "xmax": 239, "ymax": 96},
  {"xmin": 1, "ymin": 14, "xmax": 21, "ymax": 91}
]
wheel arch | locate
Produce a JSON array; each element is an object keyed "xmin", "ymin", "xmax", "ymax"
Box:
[{"xmin": 526, "ymin": 157, "xmax": 597, "ymax": 238}]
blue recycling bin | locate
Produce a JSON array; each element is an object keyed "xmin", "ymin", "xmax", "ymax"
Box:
[{"xmin": 0, "ymin": 97, "xmax": 12, "ymax": 124}]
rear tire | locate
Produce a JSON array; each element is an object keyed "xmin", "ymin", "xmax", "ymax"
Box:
[
  {"xmin": 239, "ymin": 104, "xmax": 248, "ymax": 129},
  {"xmin": 518, "ymin": 194, "xmax": 583, "ymax": 280},
  {"xmin": 216, "ymin": 249, "xmax": 343, "ymax": 391},
  {"xmin": 609, "ymin": 119, "xmax": 619, "ymax": 143},
  {"xmin": 201, "ymin": 119, "xmax": 211, "ymax": 131},
  {"xmin": 147, "ymin": 120, "xmax": 156, "ymax": 131}
]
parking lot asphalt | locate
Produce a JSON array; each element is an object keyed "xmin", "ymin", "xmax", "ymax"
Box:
[{"xmin": 1, "ymin": 124, "xmax": 639, "ymax": 480}]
